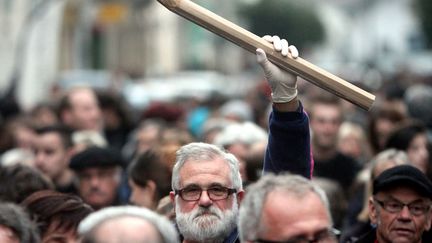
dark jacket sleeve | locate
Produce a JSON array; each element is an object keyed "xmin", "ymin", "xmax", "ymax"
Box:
[{"xmin": 263, "ymin": 102, "xmax": 313, "ymax": 179}]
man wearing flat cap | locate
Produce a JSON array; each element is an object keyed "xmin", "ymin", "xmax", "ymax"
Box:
[
  {"xmin": 356, "ymin": 164, "xmax": 432, "ymax": 243},
  {"xmin": 70, "ymin": 146, "xmax": 125, "ymax": 210}
]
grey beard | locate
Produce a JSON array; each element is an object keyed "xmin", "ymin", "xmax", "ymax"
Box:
[{"xmin": 175, "ymin": 198, "xmax": 238, "ymax": 242}]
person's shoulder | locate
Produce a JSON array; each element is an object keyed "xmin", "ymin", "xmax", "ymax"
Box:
[
  {"xmin": 340, "ymin": 222, "xmax": 373, "ymax": 243},
  {"xmin": 422, "ymin": 229, "xmax": 432, "ymax": 242},
  {"xmin": 336, "ymin": 152, "xmax": 356, "ymax": 162},
  {"xmin": 350, "ymin": 228, "xmax": 376, "ymax": 243},
  {"xmin": 335, "ymin": 152, "xmax": 361, "ymax": 168},
  {"xmin": 223, "ymin": 228, "xmax": 239, "ymax": 243}
]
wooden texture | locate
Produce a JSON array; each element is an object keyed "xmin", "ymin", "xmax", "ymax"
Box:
[{"xmin": 157, "ymin": 0, "xmax": 375, "ymax": 110}]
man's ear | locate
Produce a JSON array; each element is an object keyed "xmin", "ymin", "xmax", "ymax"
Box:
[
  {"xmin": 424, "ymin": 212, "xmax": 432, "ymax": 231},
  {"xmin": 169, "ymin": 191, "xmax": 176, "ymax": 205},
  {"xmin": 236, "ymin": 190, "xmax": 245, "ymax": 205},
  {"xmin": 145, "ymin": 180, "xmax": 157, "ymax": 197},
  {"xmin": 369, "ymin": 197, "xmax": 378, "ymax": 225}
]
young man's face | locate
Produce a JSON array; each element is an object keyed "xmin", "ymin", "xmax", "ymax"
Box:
[
  {"xmin": 407, "ymin": 133, "xmax": 429, "ymax": 173},
  {"xmin": 310, "ymin": 103, "xmax": 342, "ymax": 150},
  {"xmin": 33, "ymin": 132, "xmax": 69, "ymax": 182},
  {"xmin": 67, "ymin": 89, "xmax": 103, "ymax": 131},
  {"xmin": 128, "ymin": 179, "xmax": 154, "ymax": 209},
  {"xmin": 369, "ymin": 186, "xmax": 432, "ymax": 243}
]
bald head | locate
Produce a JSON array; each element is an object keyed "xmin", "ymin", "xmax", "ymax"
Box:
[
  {"xmin": 78, "ymin": 206, "xmax": 178, "ymax": 243},
  {"xmin": 91, "ymin": 216, "xmax": 162, "ymax": 243}
]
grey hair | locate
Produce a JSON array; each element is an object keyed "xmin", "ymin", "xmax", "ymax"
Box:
[
  {"xmin": 370, "ymin": 149, "xmax": 409, "ymax": 179},
  {"xmin": 78, "ymin": 206, "xmax": 178, "ymax": 243},
  {"xmin": 238, "ymin": 173, "xmax": 332, "ymax": 242},
  {"xmin": 357, "ymin": 149, "xmax": 409, "ymax": 221},
  {"xmin": 0, "ymin": 202, "xmax": 40, "ymax": 243},
  {"xmin": 171, "ymin": 142, "xmax": 243, "ymax": 191}
]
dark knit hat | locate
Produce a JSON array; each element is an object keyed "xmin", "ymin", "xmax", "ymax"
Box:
[
  {"xmin": 69, "ymin": 146, "xmax": 125, "ymax": 171},
  {"xmin": 373, "ymin": 165, "xmax": 432, "ymax": 199}
]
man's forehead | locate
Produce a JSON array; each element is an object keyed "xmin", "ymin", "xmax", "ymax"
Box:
[
  {"xmin": 263, "ymin": 190, "xmax": 327, "ymax": 216},
  {"xmin": 95, "ymin": 216, "xmax": 161, "ymax": 242},
  {"xmin": 79, "ymin": 166, "xmax": 118, "ymax": 174},
  {"xmin": 377, "ymin": 185, "xmax": 431, "ymax": 201},
  {"xmin": 260, "ymin": 190, "xmax": 331, "ymax": 239},
  {"xmin": 178, "ymin": 158, "xmax": 232, "ymax": 186},
  {"xmin": 180, "ymin": 157, "xmax": 230, "ymax": 172},
  {"xmin": 266, "ymin": 189, "xmax": 320, "ymax": 204},
  {"xmin": 35, "ymin": 134, "xmax": 63, "ymax": 146}
]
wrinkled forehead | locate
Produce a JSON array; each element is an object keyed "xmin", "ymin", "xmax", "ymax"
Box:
[
  {"xmin": 376, "ymin": 185, "xmax": 431, "ymax": 202},
  {"xmin": 178, "ymin": 158, "xmax": 232, "ymax": 187},
  {"xmin": 259, "ymin": 191, "xmax": 332, "ymax": 239}
]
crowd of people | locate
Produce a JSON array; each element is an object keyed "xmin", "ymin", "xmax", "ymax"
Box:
[{"xmin": 0, "ymin": 35, "xmax": 431, "ymax": 243}]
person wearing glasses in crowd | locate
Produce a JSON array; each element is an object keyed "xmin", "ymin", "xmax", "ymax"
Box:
[
  {"xmin": 169, "ymin": 35, "xmax": 312, "ymax": 243},
  {"xmin": 238, "ymin": 173, "xmax": 340, "ymax": 243},
  {"xmin": 356, "ymin": 164, "xmax": 432, "ymax": 243}
]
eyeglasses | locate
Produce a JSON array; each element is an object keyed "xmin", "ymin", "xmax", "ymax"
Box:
[
  {"xmin": 374, "ymin": 198, "xmax": 431, "ymax": 216},
  {"xmin": 175, "ymin": 186, "xmax": 237, "ymax": 201},
  {"xmin": 254, "ymin": 228, "xmax": 340, "ymax": 243}
]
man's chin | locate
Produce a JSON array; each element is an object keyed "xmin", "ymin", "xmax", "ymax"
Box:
[
  {"xmin": 388, "ymin": 232, "xmax": 417, "ymax": 243},
  {"xmin": 391, "ymin": 239, "xmax": 416, "ymax": 243},
  {"xmin": 85, "ymin": 196, "xmax": 110, "ymax": 208}
]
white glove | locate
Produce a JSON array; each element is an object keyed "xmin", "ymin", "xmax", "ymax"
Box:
[{"xmin": 256, "ymin": 35, "xmax": 299, "ymax": 103}]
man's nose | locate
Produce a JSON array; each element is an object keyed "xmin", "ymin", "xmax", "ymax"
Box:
[
  {"xmin": 398, "ymin": 205, "xmax": 413, "ymax": 220},
  {"xmin": 89, "ymin": 176, "xmax": 101, "ymax": 186},
  {"xmin": 198, "ymin": 190, "xmax": 213, "ymax": 207},
  {"xmin": 34, "ymin": 153, "xmax": 45, "ymax": 165}
]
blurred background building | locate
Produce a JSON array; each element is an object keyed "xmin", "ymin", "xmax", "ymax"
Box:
[{"xmin": 0, "ymin": 0, "xmax": 431, "ymax": 110}]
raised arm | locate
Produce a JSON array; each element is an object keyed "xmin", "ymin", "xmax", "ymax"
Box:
[{"xmin": 258, "ymin": 35, "xmax": 312, "ymax": 178}]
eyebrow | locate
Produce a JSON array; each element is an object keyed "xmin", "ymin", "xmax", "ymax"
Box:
[
  {"xmin": 286, "ymin": 228, "xmax": 329, "ymax": 240},
  {"xmin": 208, "ymin": 182, "xmax": 226, "ymax": 187},
  {"xmin": 385, "ymin": 196, "xmax": 428, "ymax": 204},
  {"xmin": 181, "ymin": 183, "xmax": 200, "ymax": 189},
  {"xmin": 182, "ymin": 182, "xmax": 226, "ymax": 189}
]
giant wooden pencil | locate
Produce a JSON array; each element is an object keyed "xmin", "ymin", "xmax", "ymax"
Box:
[{"xmin": 157, "ymin": 0, "xmax": 375, "ymax": 110}]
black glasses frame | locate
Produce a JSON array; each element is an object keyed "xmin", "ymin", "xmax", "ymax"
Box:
[
  {"xmin": 175, "ymin": 186, "xmax": 237, "ymax": 201},
  {"xmin": 374, "ymin": 198, "xmax": 431, "ymax": 216}
]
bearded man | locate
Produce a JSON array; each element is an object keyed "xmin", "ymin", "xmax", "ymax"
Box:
[
  {"xmin": 169, "ymin": 35, "xmax": 312, "ymax": 242},
  {"xmin": 170, "ymin": 142, "xmax": 243, "ymax": 242}
]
